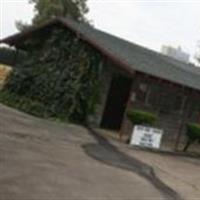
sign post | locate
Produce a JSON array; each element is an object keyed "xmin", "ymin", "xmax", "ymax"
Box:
[{"xmin": 130, "ymin": 125, "xmax": 163, "ymax": 149}]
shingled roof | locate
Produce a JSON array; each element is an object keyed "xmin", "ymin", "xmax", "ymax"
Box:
[{"xmin": 1, "ymin": 17, "xmax": 200, "ymax": 91}]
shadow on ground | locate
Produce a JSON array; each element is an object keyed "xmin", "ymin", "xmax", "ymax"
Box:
[{"xmin": 82, "ymin": 128, "xmax": 183, "ymax": 200}]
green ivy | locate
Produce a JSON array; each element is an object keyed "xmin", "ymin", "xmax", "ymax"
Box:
[
  {"xmin": 183, "ymin": 123, "xmax": 200, "ymax": 152},
  {"xmin": 2, "ymin": 28, "xmax": 103, "ymax": 124}
]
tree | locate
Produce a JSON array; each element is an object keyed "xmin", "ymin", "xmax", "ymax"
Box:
[
  {"xmin": 16, "ymin": 0, "xmax": 89, "ymax": 31},
  {"xmin": 183, "ymin": 123, "xmax": 200, "ymax": 152},
  {"xmin": 15, "ymin": 21, "xmax": 30, "ymax": 32}
]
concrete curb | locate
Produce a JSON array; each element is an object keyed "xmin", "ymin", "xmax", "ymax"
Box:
[
  {"xmin": 127, "ymin": 145, "xmax": 200, "ymax": 159},
  {"xmin": 94, "ymin": 128, "xmax": 200, "ymax": 159}
]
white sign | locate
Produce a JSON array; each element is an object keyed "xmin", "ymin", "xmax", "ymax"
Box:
[{"xmin": 130, "ymin": 125, "xmax": 163, "ymax": 149}]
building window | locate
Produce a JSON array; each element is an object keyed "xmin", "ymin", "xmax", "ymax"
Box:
[{"xmin": 135, "ymin": 83, "xmax": 149, "ymax": 103}]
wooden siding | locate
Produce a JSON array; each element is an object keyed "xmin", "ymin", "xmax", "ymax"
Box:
[{"xmin": 123, "ymin": 73, "xmax": 200, "ymax": 150}]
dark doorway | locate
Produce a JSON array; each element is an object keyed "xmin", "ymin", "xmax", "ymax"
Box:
[{"xmin": 100, "ymin": 74, "xmax": 133, "ymax": 130}]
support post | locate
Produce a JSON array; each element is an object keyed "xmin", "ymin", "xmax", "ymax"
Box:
[{"xmin": 174, "ymin": 94, "xmax": 187, "ymax": 151}]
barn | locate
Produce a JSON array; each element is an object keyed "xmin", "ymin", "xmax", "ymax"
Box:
[{"xmin": 1, "ymin": 17, "xmax": 200, "ymax": 150}]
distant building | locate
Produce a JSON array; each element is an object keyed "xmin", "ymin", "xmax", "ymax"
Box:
[{"xmin": 161, "ymin": 45, "xmax": 190, "ymax": 63}]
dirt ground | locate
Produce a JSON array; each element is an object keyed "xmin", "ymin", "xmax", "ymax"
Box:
[{"xmin": 0, "ymin": 103, "xmax": 199, "ymax": 200}]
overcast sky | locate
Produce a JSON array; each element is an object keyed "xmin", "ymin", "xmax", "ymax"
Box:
[{"xmin": 1, "ymin": 0, "xmax": 200, "ymax": 62}]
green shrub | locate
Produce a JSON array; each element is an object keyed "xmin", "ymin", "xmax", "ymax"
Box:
[
  {"xmin": 127, "ymin": 109, "xmax": 157, "ymax": 126},
  {"xmin": 186, "ymin": 123, "xmax": 200, "ymax": 140},
  {"xmin": 183, "ymin": 123, "xmax": 200, "ymax": 152},
  {"xmin": 0, "ymin": 91, "xmax": 51, "ymax": 118}
]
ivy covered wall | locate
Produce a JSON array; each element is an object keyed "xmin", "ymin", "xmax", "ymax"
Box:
[{"xmin": 1, "ymin": 27, "xmax": 105, "ymax": 124}]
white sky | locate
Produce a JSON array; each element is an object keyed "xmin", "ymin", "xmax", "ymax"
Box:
[{"xmin": 1, "ymin": 0, "xmax": 200, "ymax": 62}]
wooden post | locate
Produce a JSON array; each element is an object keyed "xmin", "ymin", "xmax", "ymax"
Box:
[
  {"xmin": 174, "ymin": 120, "xmax": 185, "ymax": 151},
  {"xmin": 174, "ymin": 94, "xmax": 188, "ymax": 151},
  {"xmin": 119, "ymin": 77, "xmax": 134, "ymax": 141},
  {"xmin": 119, "ymin": 93, "xmax": 132, "ymax": 141}
]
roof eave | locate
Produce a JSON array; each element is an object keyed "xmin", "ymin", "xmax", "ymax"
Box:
[
  {"xmin": 0, "ymin": 18, "xmax": 135, "ymax": 75},
  {"xmin": 0, "ymin": 18, "xmax": 61, "ymax": 46}
]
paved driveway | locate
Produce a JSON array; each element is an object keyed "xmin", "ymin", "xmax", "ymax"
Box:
[
  {"xmin": 0, "ymin": 104, "xmax": 198, "ymax": 200},
  {"xmin": 111, "ymin": 140, "xmax": 200, "ymax": 200}
]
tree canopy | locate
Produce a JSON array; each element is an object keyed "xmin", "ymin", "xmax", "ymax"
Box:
[{"xmin": 16, "ymin": 0, "xmax": 89, "ymax": 31}]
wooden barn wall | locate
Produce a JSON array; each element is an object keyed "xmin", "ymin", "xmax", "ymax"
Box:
[{"xmin": 123, "ymin": 73, "xmax": 200, "ymax": 149}]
